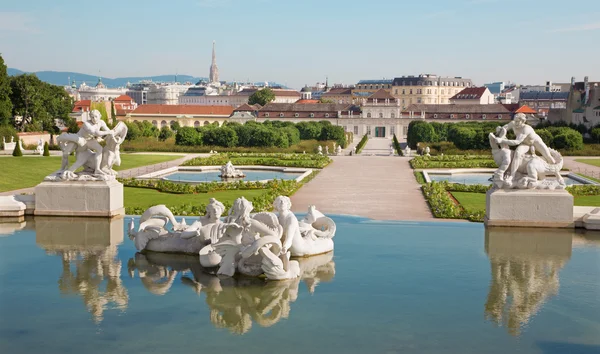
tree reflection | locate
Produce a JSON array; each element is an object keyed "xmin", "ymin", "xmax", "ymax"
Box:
[
  {"xmin": 35, "ymin": 217, "xmax": 128, "ymax": 323},
  {"xmin": 128, "ymin": 251, "xmax": 335, "ymax": 334},
  {"xmin": 484, "ymin": 227, "xmax": 572, "ymax": 336}
]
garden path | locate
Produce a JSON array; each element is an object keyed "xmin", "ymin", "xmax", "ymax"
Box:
[
  {"xmin": 563, "ymin": 157, "xmax": 600, "ymax": 180},
  {"xmin": 360, "ymin": 137, "xmax": 393, "ymax": 156},
  {"xmin": 290, "ymin": 155, "xmax": 435, "ymax": 221}
]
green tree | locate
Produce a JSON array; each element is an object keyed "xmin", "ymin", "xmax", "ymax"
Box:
[
  {"xmin": 407, "ymin": 121, "xmax": 437, "ymax": 148},
  {"xmin": 553, "ymin": 128, "xmax": 584, "ymax": 150},
  {"xmin": 248, "ymin": 88, "xmax": 275, "ymax": 106},
  {"xmin": 170, "ymin": 121, "xmax": 181, "ymax": 131},
  {"xmin": 591, "ymin": 127, "xmax": 600, "ymax": 144},
  {"xmin": 319, "ymin": 97, "xmax": 334, "ymax": 103},
  {"xmin": 202, "ymin": 126, "xmax": 238, "ymax": 147},
  {"xmin": 0, "ymin": 55, "xmax": 12, "ymax": 125},
  {"xmin": 296, "ymin": 121, "xmax": 322, "ymax": 140},
  {"xmin": 535, "ymin": 129, "xmax": 554, "ymax": 146},
  {"xmin": 158, "ymin": 125, "xmax": 174, "ymax": 141},
  {"xmin": 43, "ymin": 141, "xmax": 50, "ymax": 156},
  {"xmin": 12, "ymin": 138, "xmax": 22, "ymax": 156},
  {"xmin": 124, "ymin": 121, "xmax": 141, "ymax": 140},
  {"xmin": 91, "ymin": 102, "xmax": 109, "ymax": 125},
  {"xmin": 175, "ymin": 126, "xmax": 202, "ymax": 146}
]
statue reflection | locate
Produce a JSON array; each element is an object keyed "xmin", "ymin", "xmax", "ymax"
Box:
[
  {"xmin": 35, "ymin": 217, "xmax": 128, "ymax": 323},
  {"xmin": 128, "ymin": 251, "xmax": 335, "ymax": 334},
  {"xmin": 484, "ymin": 227, "xmax": 575, "ymax": 336}
]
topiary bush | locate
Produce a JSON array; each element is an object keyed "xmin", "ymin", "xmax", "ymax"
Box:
[
  {"xmin": 43, "ymin": 141, "xmax": 50, "ymax": 156},
  {"xmin": 12, "ymin": 138, "xmax": 22, "ymax": 157}
]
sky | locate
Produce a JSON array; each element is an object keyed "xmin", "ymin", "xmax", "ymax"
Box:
[{"xmin": 1, "ymin": 0, "xmax": 599, "ymax": 89}]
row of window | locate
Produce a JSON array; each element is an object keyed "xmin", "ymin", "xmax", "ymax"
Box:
[
  {"xmin": 432, "ymin": 114, "xmax": 503, "ymax": 119},
  {"xmin": 366, "ymin": 113, "xmax": 398, "ymax": 118},
  {"xmin": 394, "ymin": 88, "xmax": 459, "ymax": 96},
  {"xmin": 264, "ymin": 113, "xmax": 331, "ymax": 118},
  {"xmin": 397, "ymin": 81, "xmax": 470, "ymax": 87},
  {"xmin": 137, "ymin": 120, "xmax": 219, "ymax": 127}
]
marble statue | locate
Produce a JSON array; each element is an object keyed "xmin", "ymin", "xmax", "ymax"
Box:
[
  {"xmin": 317, "ymin": 145, "xmax": 323, "ymax": 155},
  {"xmin": 389, "ymin": 144, "xmax": 394, "ymax": 156},
  {"xmin": 10, "ymin": 136, "xmax": 14, "ymax": 143},
  {"xmin": 219, "ymin": 161, "xmax": 246, "ymax": 179},
  {"xmin": 129, "ymin": 196, "xmax": 336, "ymax": 281},
  {"xmin": 47, "ymin": 110, "xmax": 128, "ymax": 181},
  {"xmin": 404, "ymin": 146, "xmax": 411, "ymax": 157},
  {"xmin": 352, "ymin": 146, "xmax": 356, "ymax": 155},
  {"xmin": 35, "ymin": 139, "xmax": 44, "ymax": 155},
  {"xmin": 424, "ymin": 146, "xmax": 430, "ymax": 156},
  {"xmin": 325, "ymin": 146, "xmax": 329, "ymax": 155},
  {"xmin": 489, "ymin": 113, "xmax": 564, "ymax": 189},
  {"xmin": 335, "ymin": 145, "xmax": 342, "ymax": 156},
  {"xmin": 128, "ymin": 198, "xmax": 235, "ymax": 254}
]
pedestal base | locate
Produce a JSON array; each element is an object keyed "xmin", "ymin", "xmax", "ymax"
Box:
[
  {"xmin": 34, "ymin": 180, "xmax": 124, "ymax": 217},
  {"xmin": 485, "ymin": 188, "xmax": 574, "ymax": 228}
]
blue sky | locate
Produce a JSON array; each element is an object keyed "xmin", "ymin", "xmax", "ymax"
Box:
[{"xmin": 1, "ymin": 0, "xmax": 598, "ymax": 88}]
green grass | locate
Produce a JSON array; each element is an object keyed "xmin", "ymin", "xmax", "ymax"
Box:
[
  {"xmin": 450, "ymin": 192, "xmax": 486, "ymax": 210},
  {"xmin": 575, "ymin": 173, "xmax": 600, "ymax": 183},
  {"xmin": 0, "ymin": 154, "xmax": 184, "ymax": 192},
  {"xmin": 574, "ymin": 159, "xmax": 600, "ymax": 167},
  {"xmin": 124, "ymin": 187, "xmax": 268, "ymax": 210},
  {"xmin": 574, "ymin": 195, "xmax": 600, "ymax": 206}
]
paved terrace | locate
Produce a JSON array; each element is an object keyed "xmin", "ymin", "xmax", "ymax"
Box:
[{"xmin": 291, "ymin": 155, "xmax": 433, "ymax": 221}]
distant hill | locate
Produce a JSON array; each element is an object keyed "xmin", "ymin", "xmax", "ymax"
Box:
[{"xmin": 7, "ymin": 68, "xmax": 206, "ymax": 88}]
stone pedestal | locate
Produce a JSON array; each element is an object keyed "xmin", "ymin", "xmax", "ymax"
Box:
[
  {"xmin": 485, "ymin": 188, "xmax": 574, "ymax": 228},
  {"xmin": 34, "ymin": 180, "xmax": 124, "ymax": 217}
]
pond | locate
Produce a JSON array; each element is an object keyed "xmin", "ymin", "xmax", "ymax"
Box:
[
  {"xmin": 1, "ymin": 216, "xmax": 599, "ymax": 354},
  {"xmin": 428, "ymin": 173, "xmax": 588, "ymax": 186},
  {"xmin": 162, "ymin": 170, "xmax": 304, "ymax": 183}
]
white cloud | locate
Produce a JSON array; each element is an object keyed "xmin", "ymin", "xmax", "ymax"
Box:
[
  {"xmin": 0, "ymin": 12, "xmax": 39, "ymax": 34},
  {"xmin": 550, "ymin": 22, "xmax": 600, "ymax": 33}
]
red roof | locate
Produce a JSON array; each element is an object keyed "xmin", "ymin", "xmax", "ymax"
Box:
[
  {"xmin": 515, "ymin": 105, "xmax": 537, "ymax": 114},
  {"xmin": 450, "ymin": 87, "xmax": 488, "ymax": 100},
  {"xmin": 271, "ymin": 89, "xmax": 301, "ymax": 97},
  {"xmin": 114, "ymin": 94, "xmax": 134, "ymax": 102},
  {"xmin": 73, "ymin": 100, "xmax": 91, "ymax": 112},
  {"xmin": 130, "ymin": 104, "xmax": 233, "ymax": 116},
  {"xmin": 295, "ymin": 99, "xmax": 320, "ymax": 104},
  {"xmin": 367, "ymin": 89, "xmax": 396, "ymax": 100}
]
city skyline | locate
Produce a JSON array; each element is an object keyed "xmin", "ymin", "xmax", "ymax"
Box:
[{"xmin": 1, "ymin": 0, "xmax": 599, "ymax": 89}]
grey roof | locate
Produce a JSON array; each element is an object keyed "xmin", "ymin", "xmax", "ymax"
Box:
[
  {"xmin": 357, "ymin": 79, "xmax": 393, "ymax": 85},
  {"xmin": 406, "ymin": 104, "xmax": 511, "ymax": 114},
  {"xmin": 520, "ymin": 91, "xmax": 569, "ymax": 100},
  {"xmin": 392, "ymin": 76, "xmax": 472, "ymax": 87},
  {"xmin": 181, "ymin": 87, "xmax": 207, "ymax": 96}
]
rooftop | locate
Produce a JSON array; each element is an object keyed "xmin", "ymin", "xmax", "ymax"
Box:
[
  {"xmin": 406, "ymin": 104, "xmax": 511, "ymax": 114},
  {"xmin": 357, "ymin": 79, "xmax": 393, "ymax": 85},
  {"xmin": 450, "ymin": 87, "xmax": 489, "ymax": 100},
  {"xmin": 520, "ymin": 91, "xmax": 569, "ymax": 100},
  {"xmin": 130, "ymin": 104, "xmax": 234, "ymax": 116}
]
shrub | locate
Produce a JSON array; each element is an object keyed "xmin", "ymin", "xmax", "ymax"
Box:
[
  {"xmin": 12, "ymin": 138, "xmax": 22, "ymax": 157},
  {"xmin": 202, "ymin": 126, "xmax": 238, "ymax": 147},
  {"xmin": 158, "ymin": 126, "xmax": 174, "ymax": 141},
  {"xmin": 43, "ymin": 141, "xmax": 50, "ymax": 156},
  {"xmin": 296, "ymin": 121, "xmax": 322, "ymax": 140},
  {"xmin": 407, "ymin": 121, "xmax": 437, "ymax": 148},
  {"xmin": 124, "ymin": 121, "xmax": 141, "ymax": 140},
  {"xmin": 0, "ymin": 125, "xmax": 17, "ymax": 149},
  {"xmin": 392, "ymin": 134, "xmax": 402, "ymax": 155},
  {"xmin": 176, "ymin": 127, "xmax": 202, "ymax": 146},
  {"xmin": 355, "ymin": 134, "xmax": 368, "ymax": 154},
  {"xmin": 552, "ymin": 128, "xmax": 584, "ymax": 150},
  {"xmin": 535, "ymin": 129, "xmax": 553, "ymax": 146}
]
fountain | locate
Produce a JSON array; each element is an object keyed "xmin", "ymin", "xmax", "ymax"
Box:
[{"xmin": 219, "ymin": 161, "xmax": 246, "ymax": 179}]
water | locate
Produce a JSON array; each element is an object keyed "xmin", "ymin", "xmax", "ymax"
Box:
[
  {"xmin": 163, "ymin": 170, "xmax": 303, "ymax": 183},
  {"xmin": 428, "ymin": 173, "xmax": 586, "ymax": 186},
  {"xmin": 1, "ymin": 216, "xmax": 599, "ymax": 354}
]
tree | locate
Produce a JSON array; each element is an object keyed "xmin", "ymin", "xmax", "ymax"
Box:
[
  {"xmin": 91, "ymin": 102, "xmax": 109, "ymax": 125},
  {"xmin": 202, "ymin": 126, "xmax": 238, "ymax": 147},
  {"xmin": 170, "ymin": 121, "xmax": 181, "ymax": 131},
  {"xmin": 296, "ymin": 121, "xmax": 322, "ymax": 140},
  {"xmin": 248, "ymin": 88, "xmax": 275, "ymax": 106},
  {"xmin": 43, "ymin": 141, "xmax": 50, "ymax": 156},
  {"xmin": 0, "ymin": 55, "xmax": 12, "ymax": 126},
  {"xmin": 319, "ymin": 97, "xmax": 334, "ymax": 103},
  {"xmin": 552, "ymin": 128, "xmax": 584, "ymax": 150},
  {"xmin": 591, "ymin": 127, "xmax": 600, "ymax": 144},
  {"xmin": 407, "ymin": 121, "xmax": 437, "ymax": 148},
  {"xmin": 12, "ymin": 138, "xmax": 22, "ymax": 156},
  {"xmin": 175, "ymin": 127, "xmax": 202, "ymax": 146},
  {"xmin": 158, "ymin": 125, "xmax": 174, "ymax": 141}
]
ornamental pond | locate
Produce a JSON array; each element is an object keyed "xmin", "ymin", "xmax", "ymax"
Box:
[
  {"xmin": 427, "ymin": 172, "xmax": 592, "ymax": 186},
  {"xmin": 1, "ymin": 216, "xmax": 599, "ymax": 353}
]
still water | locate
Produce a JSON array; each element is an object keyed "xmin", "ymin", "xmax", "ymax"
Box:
[
  {"xmin": 428, "ymin": 173, "xmax": 586, "ymax": 186},
  {"xmin": 0, "ymin": 216, "xmax": 599, "ymax": 354},
  {"xmin": 163, "ymin": 170, "xmax": 303, "ymax": 183}
]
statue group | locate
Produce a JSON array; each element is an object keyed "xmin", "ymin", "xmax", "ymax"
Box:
[
  {"xmin": 219, "ymin": 161, "xmax": 246, "ymax": 179},
  {"xmin": 489, "ymin": 113, "xmax": 564, "ymax": 189},
  {"xmin": 128, "ymin": 196, "xmax": 336, "ymax": 280},
  {"xmin": 47, "ymin": 110, "xmax": 128, "ymax": 181}
]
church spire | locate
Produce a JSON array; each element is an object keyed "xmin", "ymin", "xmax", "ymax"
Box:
[{"xmin": 209, "ymin": 40, "xmax": 219, "ymax": 84}]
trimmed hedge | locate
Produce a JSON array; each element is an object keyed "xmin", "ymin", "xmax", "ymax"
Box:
[
  {"xmin": 421, "ymin": 181, "xmax": 485, "ymax": 222},
  {"xmin": 410, "ymin": 155, "xmax": 496, "ymax": 169},
  {"xmin": 392, "ymin": 134, "xmax": 402, "ymax": 156},
  {"xmin": 355, "ymin": 134, "xmax": 368, "ymax": 154},
  {"xmin": 183, "ymin": 153, "xmax": 331, "ymax": 169}
]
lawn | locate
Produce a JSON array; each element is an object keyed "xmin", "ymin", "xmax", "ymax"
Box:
[
  {"xmin": 450, "ymin": 190, "xmax": 600, "ymax": 211},
  {"xmin": 574, "ymin": 159, "xmax": 600, "ymax": 167},
  {"xmin": 0, "ymin": 154, "xmax": 184, "ymax": 192},
  {"xmin": 124, "ymin": 187, "xmax": 268, "ymax": 211}
]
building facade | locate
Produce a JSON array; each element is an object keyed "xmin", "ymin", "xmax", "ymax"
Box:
[
  {"xmin": 147, "ymin": 84, "xmax": 193, "ymax": 105},
  {"xmin": 391, "ymin": 74, "xmax": 473, "ymax": 108},
  {"xmin": 122, "ymin": 104, "xmax": 233, "ymax": 128},
  {"xmin": 77, "ymin": 78, "xmax": 127, "ymax": 101},
  {"xmin": 449, "ymin": 87, "xmax": 495, "ymax": 105}
]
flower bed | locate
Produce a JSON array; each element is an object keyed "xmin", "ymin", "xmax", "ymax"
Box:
[{"xmin": 182, "ymin": 153, "xmax": 331, "ymax": 169}]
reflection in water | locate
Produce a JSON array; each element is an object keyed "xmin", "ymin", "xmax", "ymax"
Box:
[
  {"xmin": 484, "ymin": 227, "xmax": 574, "ymax": 336},
  {"xmin": 128, "ymin": 252, "xmax": 335, "ymax": 334},
  {"xmin": 35, "ymin": 217, "xmax": 128, "ymax": 323}
]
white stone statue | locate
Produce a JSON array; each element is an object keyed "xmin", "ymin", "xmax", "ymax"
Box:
[
  {"xmin": 352, "ymin": 146, "xmax": 356, "ymax": 155},
  {"xmin": 128, "ymin": 198, "xmax": 233, "ymax": 254},
  {"xmin": 10, "ymin": 136, "xmax": 14, "ymax": 143},
  {"xmin": 219, "ymin": 161, "xmax": 246, "ymax": 179},
  {"xmin": 389, "ymin": 144, "xmax": 394, "ymax": 156},
  {"xmin": 490, "ymin": 113, "xmax": 564, "ymax": 189},
  {"xmin": 48, "ymin": 110, "xmax": 127, "ymax": 181},
  {"xmin": 130, "ymin": 196, "xmax": 336, "ymax": 281},
  {"xmin": 335, "ymin": 145, "xmax": 342, "ymax": 156},
  {"xmin": 424, "ymin": 146, "xmax": 430, "ymax": 156},
  {"xmin": 317, "ymin": 145, "xmax": 323, "ymax": 155},
  {"xmin": 35, "ymin": 138, "xmax": 44, "ymax": 155},
  {"xmin": 404, "ymin": 146, "xmax": 411, "ymax": 157},
  {"xmin": 325, "ymin": 145, "xmax": 329, "ymax": 155}
]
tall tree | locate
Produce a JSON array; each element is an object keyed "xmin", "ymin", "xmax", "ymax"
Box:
[
  {"xmin": 0, "ymin": 54, "xmax": 13, "ymax": 125},
  {"xmin": 248, "ymin": 88, "xmax": 275, "ymax": 106}
]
